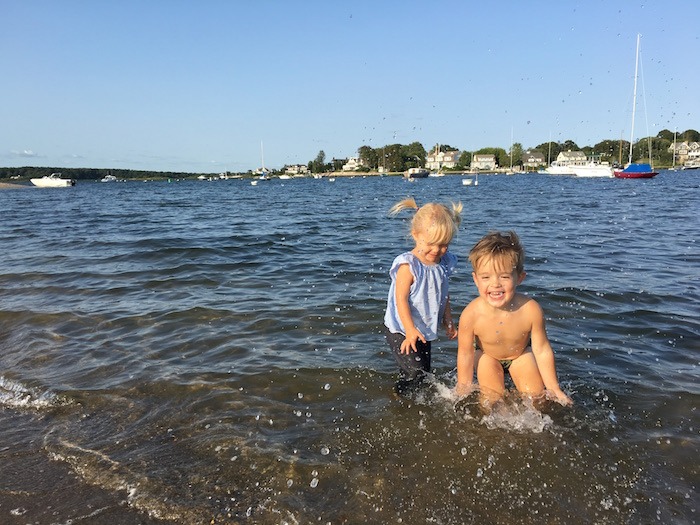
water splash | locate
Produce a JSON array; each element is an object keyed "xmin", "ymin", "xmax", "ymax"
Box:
[{"xmin": 0, "ymin": 376, "xmax": 57, "ymax": 409}]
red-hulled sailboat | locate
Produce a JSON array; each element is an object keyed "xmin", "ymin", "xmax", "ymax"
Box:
[{"xmin": 614, "ymin": 34, "xmax": 659, "ymax": 179}]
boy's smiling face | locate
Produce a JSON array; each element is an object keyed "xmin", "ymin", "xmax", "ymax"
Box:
[{"xmin": 472, "ymin": 257, "xmax": 525, "ymax": 309}]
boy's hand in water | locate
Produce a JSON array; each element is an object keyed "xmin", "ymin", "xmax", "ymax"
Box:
[{"xmin": 550, "ymin": 388, "xmax": 573, "ymax": 406}]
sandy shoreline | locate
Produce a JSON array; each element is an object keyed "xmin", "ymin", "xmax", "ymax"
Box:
[{"xmin": 0, "ymin": 182, "xmax": 29, "ymax": 189}]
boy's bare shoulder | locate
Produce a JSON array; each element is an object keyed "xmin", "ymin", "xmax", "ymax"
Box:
[{"xmin": 516, "ymin": 294, "xmax": 544, "ymax": 315}]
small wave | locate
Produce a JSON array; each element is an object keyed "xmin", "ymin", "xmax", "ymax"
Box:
[
  {"xmin": 44, "ymin": 435, "xmax": 202, "ymax": 523},
  {"xmin": 0, "ymin": 376, "xmax": 58, "ymax": 409}
]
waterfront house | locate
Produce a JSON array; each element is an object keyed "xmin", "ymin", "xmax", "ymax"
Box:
[
  {"xmin": 555, "ymin": 151, "xmax": 587, "ymax": 165},
  {"xmin": 426, "ymin": 148, "xmax": 461, "ymax": 171},
  {"xmin": 522, "ymin": 150, "xmax": 545, "ymax": 169},
  {"xmin": 342, "ymin": 157, "xmax": 363, "ymax": 171},
  {"xmin": 685, "ymin": 142, "xmax": 700, "ymax": 167},
  {"xmin": 669, "ymin": 141, "xmax": 700, "ymax": 165},
  {"xmin": 471, "ymin": 154, "xmax": 497, "ymax": 170},
  {"xmin": 285, "ymin": 164, "xmax": 308, "ymax": 175}
]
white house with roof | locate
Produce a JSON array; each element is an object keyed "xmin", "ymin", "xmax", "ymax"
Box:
[
  {"xmin": 342, "ymin": 157, "xmax": 363, "ymax": 171},
  {"xmin": 669, "ymin": 141, "xmax": 700, "ymax": 167},
  {"xmin": 555, "ymin": 151, "xmax": 588, "ymax": 165},
  {"xmin": 522, "ymin": 150, "xmax": 545, "ymax": 168},
  {"xmin": 285, "ymin": 164, "xmax": 308, "ymax": 175},
  {"xmin": 471, "ymin": 154, "xmax": 497, "ymax": 170},
  {"xmin": 426, "ymin": 148, "xmax": 461, "ymax": 171}
]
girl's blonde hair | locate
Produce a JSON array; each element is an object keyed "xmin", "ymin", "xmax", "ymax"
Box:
[{"xmin": 389, "ymin": 197, "xmax": 463, "ymax": 245}]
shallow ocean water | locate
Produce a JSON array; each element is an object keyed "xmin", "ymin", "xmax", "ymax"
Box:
[{"xmin": 0, "ymin": 172, "xmax": 698, "ymax": 524}]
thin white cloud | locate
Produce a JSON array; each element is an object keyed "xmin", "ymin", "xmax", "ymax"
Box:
[{"xmin": 10, "ymin": 149, "xmax": 41, "ymax": 158}]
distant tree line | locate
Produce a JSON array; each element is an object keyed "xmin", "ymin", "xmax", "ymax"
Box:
[
  {"xmin": 4, "ymin": 128, "xmax": 697, "ymax": 179},
  {"xmin": 307, "ymin": 128, "xmax": 700, "ymax": 172},
  {"xmin": 0, "ymin": 167, "xmax": 213, "ymax": 181}
]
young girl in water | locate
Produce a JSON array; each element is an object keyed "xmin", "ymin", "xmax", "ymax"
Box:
[{"xmin": 384, "ymin": 197, "xmax": 463, "ymax": 395}]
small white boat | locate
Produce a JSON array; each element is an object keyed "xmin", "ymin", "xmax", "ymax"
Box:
[
  {"xmin": 30, "ymin": 173, "xmax": 75, "ymax": 187},
  {"xmin": 100, "ymin": 174, "xmax": 118, "ymax": 183},
  {"xmin": 462, "ymin": 178, "xmax": 473, "ymax": 186}
]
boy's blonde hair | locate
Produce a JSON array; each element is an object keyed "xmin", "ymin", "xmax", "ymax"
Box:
[
  {"xmin": 390, "ymin": 197, "xmax": 463, "ymax": 245},
  {"xmin": 468, "ymin": 230, "xmax": 525, "ymax": 275}
]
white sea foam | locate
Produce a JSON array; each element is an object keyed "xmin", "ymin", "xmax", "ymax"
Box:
[
  {"xmin": 0, "ymin": 376, "xmax": 57, "ymax": 409},
  {"xmin": 480, "ymin": 400, "xmax": 554, "ymax": 433}
]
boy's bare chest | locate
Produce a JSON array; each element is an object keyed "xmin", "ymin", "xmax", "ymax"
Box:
[{"xmin": 474, "ymin": 311, "xmax": 532, "ymax": 355}]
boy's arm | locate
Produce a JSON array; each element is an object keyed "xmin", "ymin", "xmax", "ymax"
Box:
[
  {"xmin": 529, "ymin": 301, "xmax": 572, "ymax": 405},
  {"xmin": 455, "ymin": 304, "xmax": 475, "ymax": 395},
  {"xmin": 395, "ymin": 263, "xmax": 425, "ymax": 353}
]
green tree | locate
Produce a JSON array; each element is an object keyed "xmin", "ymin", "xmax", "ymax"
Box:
[
  {"xmin": 358, "ymin": 145, "xmax": 378, "ymax": 169},
  {"xmin": 657, "ymin": 129, "xmax": 675, "ymax": 142},
  {"xmin": 456, "ymin": 151, "xmax": 472, "ymax": 170},
  {"xmin": 384, "ymin": 144, "xmax": 404, "ymax": 172},
  {"xmin": 561, "ymin": 139, "xmax": 580, "ymax": 151},
  {"xmin": 311, "ymin": 150, "xmax": 326, "ymax": 173},
  {"xmin": 680, "ymin": 129, "xmax": 700, "ymax": 142},
  {"xmin": 593, "ymin": 139, "xmax": 620, "ymax": 163},
  {"xmin": 402, "ymin": 142, "xmax": 427, "ymax": 170},
  {"xmin": 509, "ymin": 142, "xmax": 524, "ymax": 168},
  {"xmin": 535, "ymin": 141, "xmax": 562, "ymax": 164}
]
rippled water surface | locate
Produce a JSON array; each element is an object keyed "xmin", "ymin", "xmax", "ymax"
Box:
[{"xmin": 1, "ymin": 173, "xmax": 698, "ymax": 524}]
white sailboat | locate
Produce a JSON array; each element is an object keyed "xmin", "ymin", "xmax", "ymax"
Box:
[
  {"xmin": 613, "ymin": 34, "xmax": 658, "ymax": 179},
  {"xmin": 253, "ymin": 141, "xmax": 270, "ymax": 184}
]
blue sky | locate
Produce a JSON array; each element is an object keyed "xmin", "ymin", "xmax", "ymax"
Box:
[{"xmin": 2, "ymin": 1, "xmax": 698, "ymax": 173}]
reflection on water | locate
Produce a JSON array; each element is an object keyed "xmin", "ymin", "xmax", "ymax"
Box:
[{"xmin": 0, "ymin": 173, "xmax": 698, "ymax": 524}]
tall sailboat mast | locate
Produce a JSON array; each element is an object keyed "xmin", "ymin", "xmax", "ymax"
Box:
[
  {"xmin": 260, "ymin": 141, "xmax": 265, "ymax": 172},
  {"xmin": 627, "ymin": 34, "xmax": 641, "ymax": 166}
]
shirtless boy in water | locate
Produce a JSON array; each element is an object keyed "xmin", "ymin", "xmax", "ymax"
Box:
[{"xmin": 456, "ymin": 231, "xmax": 572, "ymax": 406}]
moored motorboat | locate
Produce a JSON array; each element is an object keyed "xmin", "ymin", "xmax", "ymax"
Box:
[
  {"xmin": 30, "ymin": 173, "xmax": 75, "ymax": 187},
  {"xmin": 404, "ymin": 167, "xmax": 429, "ymax": 179}
]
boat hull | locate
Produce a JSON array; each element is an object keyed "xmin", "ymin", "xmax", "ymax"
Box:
[
  {"xmin": 572, "ymin": 164, "xmax": 613, "ymax": 178},
  {"xmin": 613, "ymin": 170, "xmax": 658, "ymax": 179}
]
